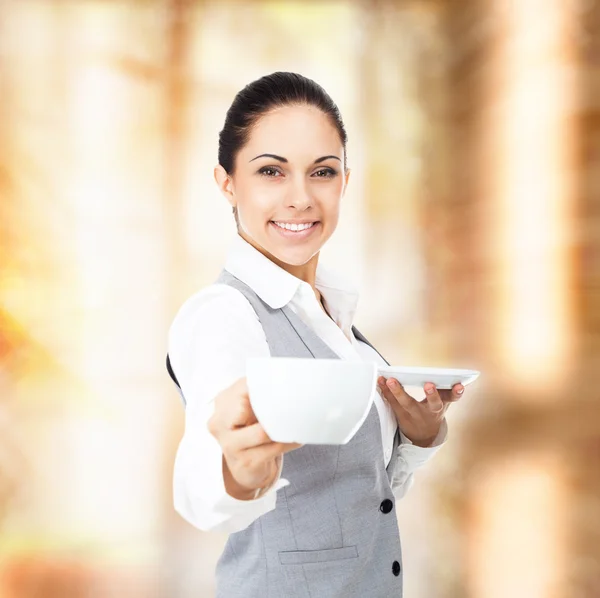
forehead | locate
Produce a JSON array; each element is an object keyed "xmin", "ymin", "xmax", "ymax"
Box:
[{"xmin": 242, "ymin": 105, "xmax": 343, "ymax": 157}]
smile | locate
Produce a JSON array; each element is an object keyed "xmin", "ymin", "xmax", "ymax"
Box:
[
  {"xmin": 269, "ymin": 221, "xmax": 320, "ymax": 240},
  {"xmin": 272, "ymin": 221, "xmax": 317, "ymax": 232}
]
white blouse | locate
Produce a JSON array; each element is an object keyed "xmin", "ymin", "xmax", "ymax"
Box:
[{"xmin": 168, "ymin": 234, "xmax": 447, "ymax": 534}]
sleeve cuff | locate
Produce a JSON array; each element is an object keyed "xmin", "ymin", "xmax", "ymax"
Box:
[
  {"xmin": 254, "ymin": 452, "xmax": 289, "ymax": 499},
  {"xmin": 397, "ymin": 418, "xmax": 448, "ymax": 470},
  {"xmin": 213, "ymin": 477, "xmax": 290, "ymax": 512},
  {"xmin": 215, "ymin": 453, "xmax": 290, "ymax": 511}
]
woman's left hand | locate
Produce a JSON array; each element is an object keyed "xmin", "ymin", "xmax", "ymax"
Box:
[{"xmin": 377, "ymin": 376, "xmax": 465, "ymax": 448}]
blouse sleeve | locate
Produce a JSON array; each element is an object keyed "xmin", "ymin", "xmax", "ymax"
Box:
[
  {"xmin": 389, "ymin": 419, "xmax": 448, "ymax": 500},
  {"xmin": 168, "ymin": 284, "xmax": 289, "ymax": 534}
]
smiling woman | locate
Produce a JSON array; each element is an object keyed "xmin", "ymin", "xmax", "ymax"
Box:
[
  {"xmin": 166, "ymin": 71, "xmax": 461, "ymax": 598},
  {"xmin": 213, "ymin": 73, "xmax": 350, "ymax": 275}
]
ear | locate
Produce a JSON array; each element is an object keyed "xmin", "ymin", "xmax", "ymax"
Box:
[
  {"xmin": 342, "ymin": 167, "xmax": 351, "ymax": 197},
  {"xmin": 214, "ymin": 164, "xmax": 236, "ymax": 209}
]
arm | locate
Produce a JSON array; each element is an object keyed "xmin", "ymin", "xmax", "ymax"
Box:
[
  {"xmin": 168, "ymin": 284, "xmax": 289, "ymax": 534},
  {"xmin": 355, "ymin": 333, "xmax": 450, "ymax": 502},
  {"xmin": 377, "ymin": 374, "xmax": 464, "ymax": 501},
  {"xmin": 387, "ymin": 418, "xmax": 448, "ymax": 500}
]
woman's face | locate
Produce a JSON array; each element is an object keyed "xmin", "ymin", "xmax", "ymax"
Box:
[{"xmin": 215, "ymin": 104, "xmax": 350, "ymax": 268}]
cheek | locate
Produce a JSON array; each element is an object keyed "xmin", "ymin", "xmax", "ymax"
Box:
[
  {"xmin": 236, "ymin": 187, "xmax": 277, "ymax": 221},
  {"xmin": 317, "ymin": 184, "xmax": 343, "ymax": 219}
]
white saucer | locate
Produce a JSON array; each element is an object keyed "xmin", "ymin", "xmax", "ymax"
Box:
[{"xmin": 377, "ymin": 366, "xmax": 480, "ymax": 390}]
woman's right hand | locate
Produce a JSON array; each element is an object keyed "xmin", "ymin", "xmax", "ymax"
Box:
[{"xmin": 207, "ymin": 377, "xmax": 303, "ymax": 500}]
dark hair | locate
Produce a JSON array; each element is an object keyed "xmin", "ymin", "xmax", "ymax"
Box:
[{"xmin": 218, "ymin": 71, "xmax": 348, "ymax": 175}]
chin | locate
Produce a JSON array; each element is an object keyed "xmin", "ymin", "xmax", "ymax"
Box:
[
  {"xmin": 270, "ymin": 246, "xmax": 316, "ymax": 267},
  {"xmin": 242, "ymin": 224, "xmax": 326, "ymax": 268}
]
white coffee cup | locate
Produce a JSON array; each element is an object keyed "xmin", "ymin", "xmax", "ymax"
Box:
[{"xmin": 246, "ymin": 357, "xmax": 378, "ymax": 445}]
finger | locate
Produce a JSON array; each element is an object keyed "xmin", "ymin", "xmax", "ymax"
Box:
[
  {"xmin": 424, "ymin": 383, "xmax": 445, "ymax": 413},
  {"xmin": 242, "ymin": 440, "xmax": 303, "ymax": 463},
  {"xmin": 439, "ymin": 383, "xmax": 465, "ymax": 403},
  {"xmin": 216, "ymin": 377, "xmax": 252, "ymax": 427},
  {"xmin": 227, "ymin": 422, "xmax": 272, "ymax": 451},
  {"xmin": 228, "ymin": 420, "xmax": 303, "ymax": 453},
  {"xmin": 379, "ymin": 377, "xmax": 419, "ymax": 413},
  {"xmin": 227, "ymin": 395, "xmax": 257, "ymax": 428},
  {"xmin": 442, "ymin": 383, "xmax": 465, "ymax": 403},
  {"xmin": 241, "ymin": 398, "xmax": 259, "ymax": 426},
  {"xmin": 228, "ymin": 376, "xmax": 249, "ymax": 397},
  {"xmin": 377, "ymin": 377, "xmax": 398, "ymax": 409},
  {"xmin": 275, "ymin": 441, "xmax": 304, "ymax": 454}
]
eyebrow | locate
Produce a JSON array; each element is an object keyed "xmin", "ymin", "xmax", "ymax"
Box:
[{"xmin": 249, "ymin": 153, "xmax": 341, "ymax": 164}]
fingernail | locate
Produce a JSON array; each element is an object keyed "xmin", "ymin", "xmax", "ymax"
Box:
[
  {"xmin": 457, "ymin": 387, "xmax": 464, "ymax": 395},
  {"xmin": 387, "ymin": 379, "xmax": 397, "ymax": 388},
  {"xmin": 426, "ymin": 386, "xmax": 435, "ymax": 395}
]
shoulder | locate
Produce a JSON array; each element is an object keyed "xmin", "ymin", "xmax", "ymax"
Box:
[
  {"xmin": 167, "ymin": 282, "xmax": 269, "ymax": 403},
  {"xmin": 167, "ymin": 283, "xmax": 266, "ymax": 368},
  {"xmin": 169, "ymin": 283, "xmax": 259, "ymax": 333}
]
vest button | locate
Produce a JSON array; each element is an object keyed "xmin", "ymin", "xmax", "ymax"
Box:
[
  {"xmin": 379, "ymin": 499, "xmax": 394, "ymax": 514},
  {"xmin": 392, "ymin": 560, "xmax": 401, "ymax": 576}
]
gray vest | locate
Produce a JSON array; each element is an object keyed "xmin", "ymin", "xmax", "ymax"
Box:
[{"xmin": 210, "ymin": 270, "xmax": 404, "ymax": 598}]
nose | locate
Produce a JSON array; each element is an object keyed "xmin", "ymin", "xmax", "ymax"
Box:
[{"xmin": 285, "ymin": 177, "xmax": 313, "ymax": 211}]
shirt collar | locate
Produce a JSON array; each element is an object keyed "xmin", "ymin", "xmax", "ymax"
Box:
[
  {"xmin": 223, "ymin": 234, "xmax": 359, "ymax": 317},
  {"xmin": 224, "ymin": 234, "xmax": 303, "ymax": 309}
]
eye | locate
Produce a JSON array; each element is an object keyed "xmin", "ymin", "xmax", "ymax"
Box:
[
  {"xmin": 312, "ymin": 168, "xmax": 337, "ymax": 178},
  {"xmin": 258, "ymin": 166, "xmax": 283, "ymax": 177}
]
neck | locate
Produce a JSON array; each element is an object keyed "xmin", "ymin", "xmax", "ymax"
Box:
[
  {"xmin": 239, "ymin": 231, "xmax": 320, "ymax": 293},
  {"xmin": 273, "ymin": 253, "xmax": 319, "ymax": 289},
  {"xmin": 238, "ymin": 232, "xmax": 333, "ymax": 321}
]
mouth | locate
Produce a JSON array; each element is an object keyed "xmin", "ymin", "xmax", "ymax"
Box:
[{"xmin": 269, "ymin": 220, "xmax": 320, "ymax": 240}]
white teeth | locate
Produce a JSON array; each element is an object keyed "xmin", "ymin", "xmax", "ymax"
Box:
[{"xmin": 273, "ymin": 221, "xmax": 315, "ymax": 232}]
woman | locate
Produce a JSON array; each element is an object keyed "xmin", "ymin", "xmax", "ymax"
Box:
[{"xmin": 166, "ymin": 72, "xmax": 465, "ymax": 598}]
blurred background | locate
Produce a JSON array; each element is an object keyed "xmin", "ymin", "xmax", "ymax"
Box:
[{"xmin": 0, "ymin": 0, "xmax": 599, "ymax": 596}]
